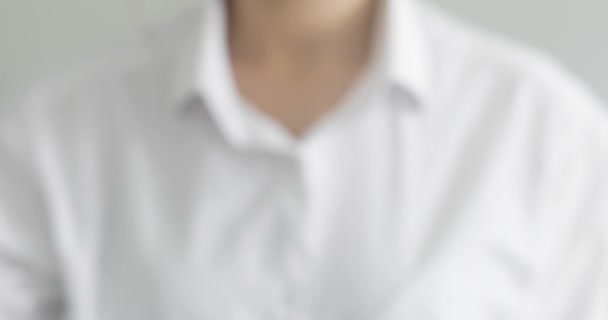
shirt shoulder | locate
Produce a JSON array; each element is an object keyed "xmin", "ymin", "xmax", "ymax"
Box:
[
  {"xmin": 5, "ymin": 6, "xmax": 203, "ymax": 117},
  {"xmin": 420, "ymin": 4, "xmax": 608, "ymax": 225},
  {"xmin": 1, "ymin": 7, "xmax": 203, "ymax": 153},
  {"xmin": 420, "ymin": 2, "xmax": 608, "ymax": 153}
]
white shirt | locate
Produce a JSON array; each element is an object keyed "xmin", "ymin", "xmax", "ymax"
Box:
[{"xmin": 1, "ymin": 0, "xmax": 607, "ymax": 319}]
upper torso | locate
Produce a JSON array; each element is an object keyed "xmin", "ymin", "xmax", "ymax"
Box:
[{"xmin": 1, "ymin": 0, "xmax": 607, "ymax": 319}]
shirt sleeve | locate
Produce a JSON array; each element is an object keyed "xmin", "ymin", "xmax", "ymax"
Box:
[
  {"xmin": 531, "ymin": 170, "xmax": 608, "ymax": 320},
  {"xmin": 0, "ymin": 96, "xmax": 64, "ymax": 319},
  {"xmin": 527, "ymin": 63, "xmax": 608, "ymax": 320}
]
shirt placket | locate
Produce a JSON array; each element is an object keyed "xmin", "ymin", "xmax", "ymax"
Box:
[{"xmin": 269, "ymin": 156, "xmax": 312, "ymax": 320}]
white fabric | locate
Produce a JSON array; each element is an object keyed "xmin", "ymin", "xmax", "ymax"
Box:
[{"xmin": 1, "ymin": 0, "xmax": 607, "ymax": 319}]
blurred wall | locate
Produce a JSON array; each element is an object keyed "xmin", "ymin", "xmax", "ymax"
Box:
[
  {"xmin": 1, "ymin": 0, "xmax": 607, "ymax": 104},
  {"xmin": 0, "ymin": 0, "xmax": 196, "ymax": 103}
]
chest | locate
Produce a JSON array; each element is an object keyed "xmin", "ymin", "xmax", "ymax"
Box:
[{"xmin": 45, "ymin": 102, "xmax": 538, "ymax": 320}]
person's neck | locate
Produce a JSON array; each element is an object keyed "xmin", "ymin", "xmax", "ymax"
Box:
[
  {"xmin": 227, "ymin": 0, "xmax": 379, "ymax": 69},
  {"xmin": 226, "ymin": 0, "xmax": 381, "ymax": 137}
]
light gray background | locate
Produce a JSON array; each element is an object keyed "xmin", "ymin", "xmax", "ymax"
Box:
[{"xmin": 1, "ymin": 0, "xmax": 607, "ymax": 104}]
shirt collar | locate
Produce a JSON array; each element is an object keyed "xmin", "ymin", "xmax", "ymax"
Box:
[
  {"xmin": 170, "ymin": 0, "xmax": 433, "ymax": 115},
  {"xmin": 381, "ymin": 0, "xmax": 433, "ymax": 106},
  {"xmin": 170, "ymin": 0, "xmax": 252, "ymax": 147}
]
